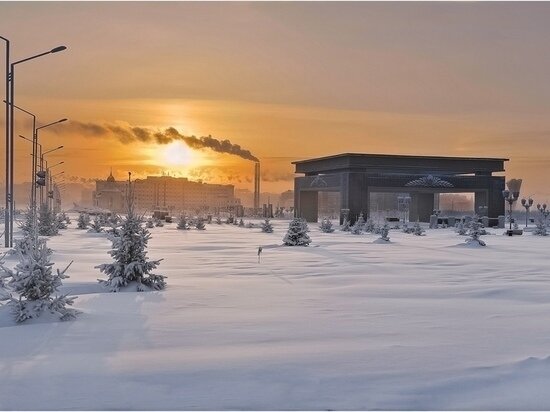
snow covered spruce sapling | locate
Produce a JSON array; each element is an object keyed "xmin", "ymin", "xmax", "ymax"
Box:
[
  {"xmin": 533, "ymin": 205, "xmax": 549, "ymax": 236},
  {"xmin": 319, "ymin": 218, "xmax": 335, "ymax": 233},
  {"xmin": 195, "ymin": 219, "xmax": 206, "ymax": 230},
  {"xmin": 56, "ymin": 213, "xmax": 68, "ymax": 230},
  {"xmin": 0, "ymin": 237, "xmax": 79, "ymax": 322},
  {"xmin": 96, "ymin": 174, "xmax": 166, "ymax": 292},
  {"xmin": 38, "ymin": 204, "xmax": 59, "ymax": 236},
  {"xmin": 350, "ymin": 219, "xmax": 363, "ymax": 235},
  {"xmin": 87, "ymin": 216, "xmax": 103, "ymax": 233},
  {"xmin": 77, "ymin": 212, "xmax": 90, "ymax": 229},
  {"xmin": 145, "ymin": 218, "xmax": 154, "ymax": 228},
  {"xmin": 355, "ymin": 212, "xmax": 366, "ymax": 230},
  {"xmin": 378, "ymin": 223, "xmax": 390, "ymax": 242},
  {"xmin": 412, "ymin": 221, "xmax": 425, "ymax": 236},
  {"xmin": 340, "ymin": 217, "xmax": 351, "ymax": 232},
  {"xmin": 283, "ymin": 218, "xmax": 311, "ymax": 246},
  {"xmin": 466, "ymin": 219, "xmax": 486, "ymax": 246},
  {"xmin": 261, "ymin": 219, "xmax": 274, "ymax": 233},
  {"xmin": 238, "ymin": 218, "xmax": 245, "ymax": 227},
  {"xmin": 176, "ymin": 215, "xmax": 189, "ymax": 230},
  {"xmin": 364, "ymin": 218, "xmax": 376, "ymax": 233}
]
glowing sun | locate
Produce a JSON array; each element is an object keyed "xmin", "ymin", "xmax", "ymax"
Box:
[{"xmin": 161, "ymin": 141, "xmax": 195, "ymax": 166}]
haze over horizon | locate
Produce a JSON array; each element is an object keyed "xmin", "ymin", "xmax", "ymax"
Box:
[{"xmin": 2, "ymin": 2, "xmax": 550, "ymax": 199}]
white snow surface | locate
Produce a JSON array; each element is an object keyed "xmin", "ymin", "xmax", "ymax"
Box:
[{"xmin": 1, "ymin": 219, "xmax": 550, "ymax": 410}]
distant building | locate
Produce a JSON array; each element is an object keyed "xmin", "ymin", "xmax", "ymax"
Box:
[
  {"xmin": 279, "ymin": 190, "xmax": 294, "ymax": 209},
  {"xmin": 93, "ymin": 170, "xmax": 127, "ymax": 212},
  {"xmin": 93, "ymin": 171, "xmax": 240, "ymax": 214}
]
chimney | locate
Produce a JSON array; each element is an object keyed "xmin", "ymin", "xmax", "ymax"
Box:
[{"xmin": 254, "ymin": 162, "xmax": 260, "ymax": 211}]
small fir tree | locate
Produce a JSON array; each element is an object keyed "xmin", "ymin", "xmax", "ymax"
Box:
[
  {"xmin": 18, "ymin": 210, "xmax": 33, "ymax": 237},
  {"xmin": 77, "ymin": 212, "xmax": 90, "ymax": 230},
  {"xmin": 466, "ymin": 220, "xmax": 486, "ymax": 246},
  {"xmin": 340, "ymin": 218, "xmax": 351, "ymax": 232},
  {"xmin": 412, "ymin": 221, "xmax": 425, "ymax": 236},
  {"xmin": 319, "ymin": 218, "xmax": 335, "ymax": 233},
  {"xmin": 215, "ymin": 216, "xmax": 222, "ymax": 225},
  {"xmin": 283, "ymin": 218, "xmax": 311, "ymax": 246},
  {"xmin": 0, "ymin": 237, "xmax": 78, "ymax": 322},
  {"xmin": 355, "ymin": 212, "xmax": 366, "ymax": 230},
  {"xmin": 533, "ymin": 216, "xmax": 548, "ymax": 236},
  {"xmin": 364, "ymin": 218, "xmax": 376, "ymax": 233},
  {"xmin": 378, "ymin": 223, "xmax": 390, "ymax": 242},
  {"xmin": 56, "ymin": 214, "xmax": 68, "ymax": 230},
  {"xmin": 261, "ymin": 219, "xmax": 274, "ymax": 233},
  {"xmin": 238, "ymin": 218, "xmax": 245, "ymax": 227},
  {"xmin": 350, "ymin": 220, "xmax": 363, "ymax": 235},
  {"xmin": 177, "ymin": 215, "xmax": 189, "ymax": 230},
  {"xmin": 196, "ymin": 219, "xmax": 206, "ymax": 230},
  {"xmin": 88, "ymin": 216, "xmax": 103, "ymax": 233},
  {"xmin": 38, "ymin": 204, "xmax": 59, "ymax": 236},
  {"xmin": 456, "ymin": 221, "xmax": 467, "ymax": 235},
  {"xmin": 96, "ymin": 175, "xmax": 166, "ymax": 292}
]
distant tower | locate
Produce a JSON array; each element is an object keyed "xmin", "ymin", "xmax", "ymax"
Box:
[{"xmin": 254, "ymin": 162, "xmax": 260, "ymax": 211}]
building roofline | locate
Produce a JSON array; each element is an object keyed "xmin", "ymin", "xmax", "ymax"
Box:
[{"xmin": 292, "ymin": 152, "xmax": 510, "ymax": 165}]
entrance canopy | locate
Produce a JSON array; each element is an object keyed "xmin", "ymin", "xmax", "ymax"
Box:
[{"xmin": 292, "ymin": 153, "xmax": 508, "ymax": 223}]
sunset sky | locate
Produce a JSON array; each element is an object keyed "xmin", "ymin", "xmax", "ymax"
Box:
[{"xmin": 2, "ymin": 2, "xmax": 550, "ymax": 198}]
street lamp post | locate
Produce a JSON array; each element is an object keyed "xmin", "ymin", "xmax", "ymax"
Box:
[
  {"xmin": 521, "ymin": 197, "xmax": 534, "ymax": 228},
  {"xmin": 6, "ymin": 44, "xmax": 67, "ymax": 247},
  {"xmin": 1, "ymin": 35, "xmax": 10, "ymax": 247},
  {"xmin": 39, "ymin": 142, "xmax": 64, "ymax": 207},
  {"xmin": 502, "ymin": 189, "xmax": 520, "ymax": 232},
  {"xmin": 36, "ymin": 119, "xmax": 67, "ymax": 205},
  {"xmin": 46, "ymin": 161, "xmax": 64, "ymax": 211}
]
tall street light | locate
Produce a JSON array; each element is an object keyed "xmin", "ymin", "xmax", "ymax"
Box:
[
  {"xmin": 6, "ymin": 102, "xmax": 37, "ymax": 213},
  {"xmin": 46, "ymin": 161, "xmax": 64, "ymax": 211},
  {"xmin": 40, "ymin": 142, "xmax": 64, "ymax": 206},
  {"xmin": 1, "ymin": 35, "xmax": 10, "ymax": 247},
  {"xmin": 36, "ymin": 119, "xmax": 67, "ymax": 205},
  {"xmin": 6, "ymin": 44, "xmax": 67, "ymax": 247}
]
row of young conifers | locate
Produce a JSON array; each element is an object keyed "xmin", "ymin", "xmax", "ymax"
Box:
[{"xmin": 2, "ymin": 200, "xmax": 549, "ymax": 324}]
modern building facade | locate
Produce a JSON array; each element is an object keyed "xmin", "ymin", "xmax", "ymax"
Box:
[
  {"xmin": 293, "ymin": 153, "xmax": 508, "ymax": 223},
  {"xmin": 93, "ymin": 171, "xmax": 240, "ymax": 214}
]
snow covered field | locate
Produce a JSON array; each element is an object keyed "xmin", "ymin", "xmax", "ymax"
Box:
[{"xmin": 2, "ymin": 218, "xmax": 550, "ymax": 410}]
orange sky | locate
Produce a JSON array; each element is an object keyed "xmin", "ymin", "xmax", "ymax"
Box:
[{"xmin": 2, "ymin": 2, "xmax": 550, "ymax": 199}]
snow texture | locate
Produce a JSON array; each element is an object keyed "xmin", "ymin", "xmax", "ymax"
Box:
[{"xmin": 2, "ymin": 218, "xmax": 550, "ymax": 409}]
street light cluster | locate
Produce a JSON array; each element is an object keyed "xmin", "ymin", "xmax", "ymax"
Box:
[{"xmin": 1, "ymin": 36, "xmax": 68, "ymax": 247}]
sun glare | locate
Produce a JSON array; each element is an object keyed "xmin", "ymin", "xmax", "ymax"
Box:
[{"xmin": 162, "ymin": 141, "xmax": 194, "ymax": 166}]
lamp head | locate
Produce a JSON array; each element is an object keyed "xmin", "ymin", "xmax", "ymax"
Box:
[
  {"xmin": 529, "ymin": 198, "xmax": 534, "ymax": 206},
  {"xmin": 521, "ymin": 198, "xmax": 526, "ymax": 206},
  {"xmin": 502, "ymin": 189, "xmax": 510, "ymax": 199},
  {"xmin": 50, "ymin": 46, "xmax": 67, "ymax": 54}
]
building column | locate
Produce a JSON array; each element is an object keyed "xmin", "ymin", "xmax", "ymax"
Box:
[
  {"xmin": 345, "ymin": 172, "xmax": 369, "ymax": 224},
  {"xmin": 410, "ymin": 192, "xmax": 435, "ymax": 222},
  {"xmin": 299, "ymin": 191, "xmax": 319, "ymax": 222}
]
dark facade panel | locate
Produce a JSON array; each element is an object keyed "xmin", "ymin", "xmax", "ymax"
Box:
[{"xmin": 293, "ymin": 153, "xmax": 508, "ymax": 176}]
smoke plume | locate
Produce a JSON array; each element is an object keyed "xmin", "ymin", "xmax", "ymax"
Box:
[{"xmin": 61, "ymin": 121, "xmax": 259, "ymax": 162}]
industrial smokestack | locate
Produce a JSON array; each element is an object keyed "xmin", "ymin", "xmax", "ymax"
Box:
[{"xmin": 254, "ymin": 162, "xmax": 260, "ymax": 211}]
